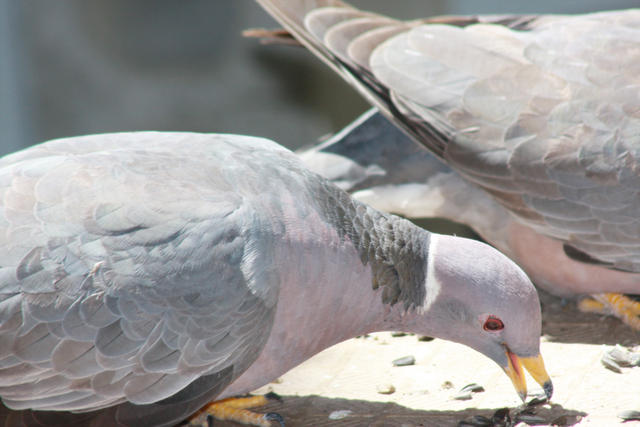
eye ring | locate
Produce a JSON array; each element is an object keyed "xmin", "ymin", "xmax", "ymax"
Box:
[{"xmin": 483, "ymin": 315, "xmax": 504, "ymax": 332}]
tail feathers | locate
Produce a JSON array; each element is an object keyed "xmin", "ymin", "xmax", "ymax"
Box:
[
  {"xmin": 255, "ymin": 0, "xmax": 352, "ymax": 35},
  {"xmin": 255, "ymin": 0, "xmax": 391, "ymax": 77},
  {"xmin": 255, "ymin": 0, "xmax": 449, "ymax": 158}
]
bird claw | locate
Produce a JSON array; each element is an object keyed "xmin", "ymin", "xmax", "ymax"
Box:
[
  {"xmin": 579, "ymin": 293, "xmax": 640, "ymax": 330},
  {"xmin": 264, "ymin": 412, "xmax": 285, "ymax": 426},
  {"xmin": 185, "ymin": 394, "xmax": 284, "ymax": 427},
  {"xmin": 576, "ymin": 297, "xmax": 605, "ymax": 313}
]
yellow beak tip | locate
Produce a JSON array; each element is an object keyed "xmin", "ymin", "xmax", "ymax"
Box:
[{"xmin": 505, "ymin": 352, "xmax": 552, "ymax": 402}]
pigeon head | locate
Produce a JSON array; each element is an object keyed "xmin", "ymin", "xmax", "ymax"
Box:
[{"xmin": 415, "ymin": 234, "xmax": 552, "ymax": 401}]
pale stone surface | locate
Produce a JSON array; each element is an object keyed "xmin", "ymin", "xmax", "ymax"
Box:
[{"xmin": 243, "ymin": 292, "xmax": 639, "ymax": 426}]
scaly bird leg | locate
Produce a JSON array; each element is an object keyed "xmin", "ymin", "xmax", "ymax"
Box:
[
  {"xmin": 578, "ymin": 293, "xmax": 640, "ymax": 330},
  {"xmin": 186, "ymin": 393, "xmax": 284, "ymax": 427}
]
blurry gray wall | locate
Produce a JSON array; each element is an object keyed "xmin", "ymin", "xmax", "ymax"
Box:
[{"xmin": 1, "ymin": 0, "xmax": 638, "ymax": 155}]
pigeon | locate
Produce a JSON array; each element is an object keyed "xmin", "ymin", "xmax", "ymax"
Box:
[
  {"xmin": 254, "ymin": 0, "xmax": 640, "ymax": 328},
  {"xmin": 0, "ymin": 132, "xmax": 550, "ymax": 426}
]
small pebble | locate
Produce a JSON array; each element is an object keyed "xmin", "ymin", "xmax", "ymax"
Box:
[
  {"xmin": 459, "ymin": 415, "xmax": 492, "ymax": 426},
  {"xmin": 618, "ymin": 410, "xmax": 640, "ymax": 421},
  {"xmin": 526, "ymin": 397, "xmax": 548, "ymax": 407},
  {"xmin": 517, "ymin": 407, "xmax": 536, "ymax": 417},
  {"xmin": 515, "ymin": 414, "xmax": 547, "ymax": 425},
  {"xmin": 391, "ymin": 331, "xmax": 408, "ymax": 337},
  {"xmin": 376, "ymin": 383, "xmax": 396, "ymax": 395},
  {"xmin": 418, "ymin": 335, "xmax": 434, "ymax": 342},
  {"xmin": 441, "ymin": 380, "xmax": 454, "ymax": 389},
  {"xmin": 392, "ymin": 355, "xmax": 416, "ymax": 367},
  {"xmin": 452, "ymin": 391, "xmax": 473, "ymax": 401},
  {"xmin": 328, "ymin": 409, "xmax": 353, "ymax": 420},
  {"xmin": 452, "ymin": 383, "xmax": 484, "ymax": 402},
  {"xmin": 601, "ymin": 352, "xmax": 623, "ymax": 373},
  {"xmin": 460, "ymin": 383, "xmax": 485, "ymax": 393},
  {"xmin": 490, "ymin": 407, "xmax": 511, "ymax": 426},
  {"xmin": 551, "ymin": 414, "xmax": 581, "ymax": 426},
  {"xmin": 606, "ymin": 345, "xmax": 640, "ymax": 367}
]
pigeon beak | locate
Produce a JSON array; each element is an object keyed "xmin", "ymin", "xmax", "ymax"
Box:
[
  {"xmin": 503, "ymin": 349, "xmax": 553, "ymax": 402},
  {"xmin": 522, "ymin": 354, "xmax": 553, "ymax": 400}
]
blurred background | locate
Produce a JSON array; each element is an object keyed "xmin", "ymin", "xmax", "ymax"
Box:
[{"xmin": 1, "ymin": 0, "xmax": 637, "ymax": 156}]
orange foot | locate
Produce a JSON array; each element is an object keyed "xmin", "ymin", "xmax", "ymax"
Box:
[
  {"xmin": 578, "ymin": 293, "xmax": 640, "ymax": 330},
  {"xmin": 186, "ymin": 393, "xmax": 284, "ymax": 427}
]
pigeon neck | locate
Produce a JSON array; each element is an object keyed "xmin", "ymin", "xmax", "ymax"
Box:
[
  {"xmin": 317, "ymin": 182, "xmax": 430, "ymax": 311},
  {"xmin": 221, "ymin": 185, "xmax": 433, "ymax": 398}
]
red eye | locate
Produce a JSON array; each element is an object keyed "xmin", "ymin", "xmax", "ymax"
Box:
[{"xmin": 483, "ymin": 316, "xmax": 504, "ymax": 332}]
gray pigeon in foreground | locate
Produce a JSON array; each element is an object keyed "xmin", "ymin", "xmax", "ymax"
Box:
[
  {"xmin": 254, "ymin": 0, "xmax": 640, "ymax": 328},
  {"xmin": 0, "ymin": 132, "xmax": 550, "ymax": 426}
]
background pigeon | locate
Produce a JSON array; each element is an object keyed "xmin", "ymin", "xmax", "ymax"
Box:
[{"xmin": 255, "ymin": 0, "xmax": 640, "ymax": 329}]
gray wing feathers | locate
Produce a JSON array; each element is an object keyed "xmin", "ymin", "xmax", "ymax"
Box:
[
  {"xmin": 259, "ymin": 1, "xmax": 640, "ymax": 270},
  {"xmin": 0, "ymin": 133, "xmax": 282, "ymax": 420},
  {"xmin": 396, "ymin": 11, "xmax": 640, "ymax": 269},
  {"xmin": 255, "ymin": 1, "xmax": 357, "ymax": 76}
]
